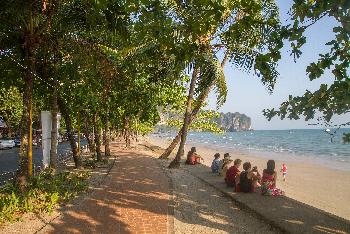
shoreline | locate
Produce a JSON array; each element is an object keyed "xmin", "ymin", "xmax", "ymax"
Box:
[
  {"xmin": 158, "ymin": 129, "xmax": 350, "ymax": 172},
  {"xmin": 191, "ymin": 140, "xmax": 350, "ymax": 172},
  {"xmin": 147, "ymin": 135, "xmax": 350, "ymax": 221}
]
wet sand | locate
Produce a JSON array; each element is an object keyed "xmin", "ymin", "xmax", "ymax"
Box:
[{"xmin": 148, "ymin": 136, "xmax": 350, "ymax": 221}]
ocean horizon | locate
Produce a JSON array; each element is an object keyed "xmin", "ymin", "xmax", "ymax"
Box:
[{"xmin": 153, "ymin": 128, "xmax": 350, "ymax": 171}]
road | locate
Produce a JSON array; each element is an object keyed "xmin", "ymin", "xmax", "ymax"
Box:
[
  {"xmin": 0, "ymin": 142, "xmax": 72, "ymax": 172},
  {"xmin": 0, "ymin": 140, "xmax": 87, "ymax": 185}
]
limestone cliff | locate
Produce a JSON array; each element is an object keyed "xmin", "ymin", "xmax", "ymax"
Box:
[{"xmin": 213, "ymin": 112, "xmax": 251, "ymax": 132}]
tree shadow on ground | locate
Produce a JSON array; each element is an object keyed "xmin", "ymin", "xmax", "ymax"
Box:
[
  {"xmin": 163, "ymin": 160, "xmax": 279, "ymax": 234},
  {"xmin": 38, "ymin": 145, "xmax": 170, "ymax": 234}
]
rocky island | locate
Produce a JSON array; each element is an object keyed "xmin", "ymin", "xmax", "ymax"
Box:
[{"xmin": 213, "ymin": 112, "xmax": 252, "ymax": 132}]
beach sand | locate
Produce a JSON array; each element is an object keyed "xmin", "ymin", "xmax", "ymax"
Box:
[
  {"xmin": 148, "ymin": 136, "xmax": 350, "ymax": 221},
  {"xmin": 159, "ymin": 159, "xmax": 278, "ymax": 233}
]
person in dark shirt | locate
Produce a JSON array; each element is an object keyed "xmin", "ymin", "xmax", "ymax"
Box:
[
  {"xmin": 237, "ymin": 162, "xmax": 261, "ymax": 193},
  {"xmin": 211, "ymin": 153, "xmax": 221, "ymax": 173}
]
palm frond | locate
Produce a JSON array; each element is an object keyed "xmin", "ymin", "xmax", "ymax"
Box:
[
  {"xmin": 99, "ymin": 41, "xmax": 158, "ymax": 62},
  {"xmin": 214, "ymin": 61, "xmax": 228, "ymax": 107},
  {"xmin": 196, "ymin": 54, "xmax": 227, "ymax": 108}
]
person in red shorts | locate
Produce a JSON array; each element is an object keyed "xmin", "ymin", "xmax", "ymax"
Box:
[
  {"xmin": 281, "ymin": 163, "xmax": 287, "ymax": 181},
  {"xmin": 225, "ymin": 159, "xmax": 242, "ymax": 188},
  {"xmin": 185, "ymin": 147, "xmax": 203, "ymax": 165}
]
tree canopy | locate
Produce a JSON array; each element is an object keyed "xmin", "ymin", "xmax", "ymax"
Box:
[
  {"xmin": 263, "ymin": 0, "xmax": 350, "ymax": 142},
  {"xmin": 1, "ymin": 0, "xmax": 349, "ymax": 178}
]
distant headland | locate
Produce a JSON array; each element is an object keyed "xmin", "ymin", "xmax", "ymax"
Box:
[{"xmin": 214, "ymin": 112, "xmax": 252, "ymax": 132}]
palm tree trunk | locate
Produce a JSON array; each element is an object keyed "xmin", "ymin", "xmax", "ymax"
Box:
[
  {"xmin": 169, "ymin": 67, "xmax": 199, "ymax": 168},
  {"xmin": 50, "ymin": 88, "xmax": 58, "ymax": 169},
  {"xmin": 159, "ymin": 128, "xmax": 182, "ymax": 159},
  {"xmin": 58, "ymin": 97, "xmax": 81, "ymax": 168},
  {"xmin": 161, "ymin": 51, "xmax": 230, "ymax": 160}
]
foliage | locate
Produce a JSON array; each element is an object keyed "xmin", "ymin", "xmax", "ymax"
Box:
[
  {"xmin": 130, "ymin": 121, "xmax": 155, "ymax": 136},
  {"xmin": 263, "ymin": 0, "xmax": 350, "ymax": 141},
  {"xmin": 343, "ymin": 133, "xmax": 350, "ymax": 143},
  {"xmin": 0, "ymin": 0, "xmax": 285, "ymax": 172},
  {"xmin": 0, "ymin": 169, "xmax": 89, "ymax": 223},
  {"xmin": 0, "ymin": 86, "xmax": 23, "ymax": 135},
  {"xmin": 166, "ymin": 109, "xmax": 224, "ymax": 134},
  {"xmin": 164, "ymin": 0, "xmax": 282, "ymax": 107}
]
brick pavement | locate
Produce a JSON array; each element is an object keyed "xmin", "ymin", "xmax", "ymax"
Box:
[{"xmin": 39, "ymin": 143, "xmax": 172, "ymax": 234}]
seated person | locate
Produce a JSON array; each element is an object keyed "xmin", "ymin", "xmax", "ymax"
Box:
[
  {"xmin": 185, "ymin": 147, "xmax": 203, "ymax": 165},
  {"xmin": 211, "ymin": 153, "xmax": 221, "ymax": 173},
  {"xmin": 225, "ymin": 158, "xmax": 242, "ymax": 187},
  {"xmin": 221, "ymin": 158, "xmax": 233, "ymax": 178},
  {"xmin": 237, "ymin": 162, "xmax": 261, "ymax": 193},
  {"xmin": 218, "ymin": 153, "xmax": 231, "ymax": 176},
  {"xmin": 261, "ymin": 160, "xmax": 285, "ymax": 196}
]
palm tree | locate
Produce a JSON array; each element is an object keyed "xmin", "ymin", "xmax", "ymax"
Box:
[{"xmin": 162, "ymin": 0, "xmax": 282, "ymax": 167}]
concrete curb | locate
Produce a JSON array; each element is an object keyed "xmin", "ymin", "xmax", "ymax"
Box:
[
  {"xmin": 182, "ymin": 166, "xmax": 288, "ymax": 233},
  {"xmin": 181, "ymin": 163, "xmax": 350, "ymax": 234}
]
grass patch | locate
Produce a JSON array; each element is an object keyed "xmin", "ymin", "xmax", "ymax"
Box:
[
  {"xmin": 0, "ymin": 169, "xmax": 90, "ymax": 223},
  {"xmin": 83, "ymin": 156, "xmax": 109, "ymax": 169}
]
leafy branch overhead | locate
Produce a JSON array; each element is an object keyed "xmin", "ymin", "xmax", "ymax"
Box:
[
  {"xmin": 263, "ymin": 0, "xmax": 350, "ymax": 142},
  {"xmin": 166, "ymin": 109, "xmax": 224, "ymax": 134}
]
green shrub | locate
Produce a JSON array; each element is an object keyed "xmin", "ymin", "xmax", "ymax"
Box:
[{"xmin": 0, "ymin": 169, "xmax": 90, "ymax": 223}]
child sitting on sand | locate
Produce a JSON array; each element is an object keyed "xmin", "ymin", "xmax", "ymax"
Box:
[
  {"xmin": 225, "ymin": 159, "xmax": 242, "ymax": 188},
  {"xmin": 185, "ymin": 147, "xmax": 203, "ymax": 165},
  {"xmin": 211, "ymin": 153, "xmax": 221, "ymax": 173},
  {"xmin": 261, "ymin": 160, "xmax": 284, "ymax": 196},
  {"xmin": 218, "ymin": 153, "xmax": 231, "ymax": 176}
]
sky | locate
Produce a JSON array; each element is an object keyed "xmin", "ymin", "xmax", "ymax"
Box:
[{"xmin": 206, "ymin": 0, "xmax": 347, "ymax": 130}]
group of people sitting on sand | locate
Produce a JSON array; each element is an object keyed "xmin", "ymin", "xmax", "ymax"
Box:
[
  {"xmin": 215, "ymin": 153, "xmax": 285, "ymax": 196},
  {"xmin": 186, "ymin": 147, "xmax": 285, "ymax": 196}
]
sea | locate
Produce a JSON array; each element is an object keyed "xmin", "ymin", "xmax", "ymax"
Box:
[{"xmin": 153, "ymin": 128, "xmax": 350, "ymax": 171}]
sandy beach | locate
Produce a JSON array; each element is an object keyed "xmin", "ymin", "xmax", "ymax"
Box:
[{"xmin": 148, "ymin": 135, "xmax": 350, "ymax": 221}]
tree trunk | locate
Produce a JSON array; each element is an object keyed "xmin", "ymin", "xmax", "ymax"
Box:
[
  {"xmin": 160, "ymin": 75, "xmax": 213, "ymax": 159},
  {"xmin": 18, "ymin": 46, "xmax": 35, "ymax": 187},
  {"xmin": 159, "ymin": 129, "xmax": 182, "ymax": 159},
  {"xmin": 91, "ymin": 123, "xmax": 95, "ymax": 153},
  {"xmin": 77, "ymin": 112, "xmax": 81, "ymax": 153},
  {"xmin": 169, "ymin": 67, "xmax": 199, "ymax": 168},
  {"xmin": 94, "ymin": 113, "xmax": 102, "ymax": 161},
  {"xmin": 124, "ymin": 116, "xmax": 130, "ymax": 148},
  {"xmin": 49, "ymin": 88, "xmax": 58, "ymax": 169},
  {"xmin": 104, "ymin": 115, "xmax": 111, "ymax": 157},
  {"xmin": 83, "ymin": 115, "xmax": 94, "ymax": 153},
  {"xmin": 161, "ymin": 51, "xmax": 230, "ymax": 160},
  {"xmin": 58, "ymin": 97, "xmax": 81, "ymax": 168},
  {"xmin": 7, "ymin": 124, "xmax": 12, "ymax": 138}
]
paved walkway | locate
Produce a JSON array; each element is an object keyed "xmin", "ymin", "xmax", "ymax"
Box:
[{"xmin": 39, "ymin": 143, "xmax": 172, "ymax": 234}]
